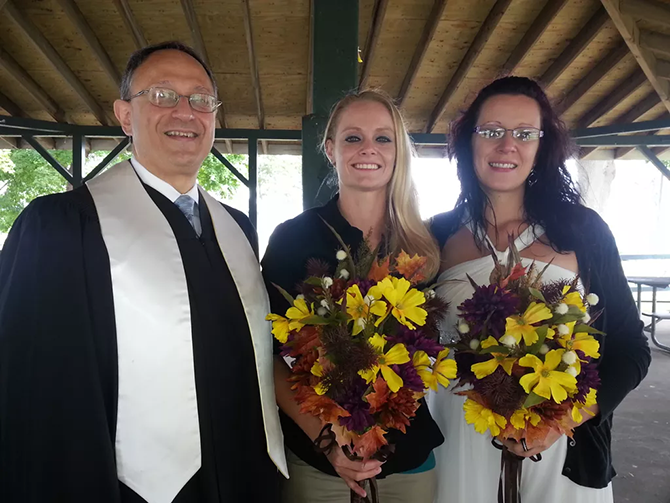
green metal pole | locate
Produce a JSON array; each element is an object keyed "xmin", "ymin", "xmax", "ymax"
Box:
[{"xmin": 302, "ymin": 0, "xmax": 359, "ymax": 210}]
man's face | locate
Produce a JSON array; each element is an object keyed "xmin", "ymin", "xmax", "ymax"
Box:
[{"xmin": 114, "ymin": 50, "xmax": 217, "ymax": 181}]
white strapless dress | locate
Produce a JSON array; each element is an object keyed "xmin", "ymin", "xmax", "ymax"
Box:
[{"xmin": 428, "ymin": 224, "xmax": 613, "ymax": 503}]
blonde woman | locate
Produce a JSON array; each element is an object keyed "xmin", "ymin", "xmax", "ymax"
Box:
[{"xmin": 262, "ymin": 90, "xmax": 443, "ymax": 503}]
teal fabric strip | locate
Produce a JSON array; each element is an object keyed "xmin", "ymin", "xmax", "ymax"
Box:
[{"xmin": 400, "ymin": 450, "xmax": 436, "ymax": 474}]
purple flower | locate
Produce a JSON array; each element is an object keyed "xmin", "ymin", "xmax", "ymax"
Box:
[
  {"xmin": 458, "ymin": 285, "xmax": 519, "ymax": 339},
  {"xmin": 386, "ymin": 326, "xmax": 443, "ymax": 358},
  {"xmin": 575, "ymin": 361, "xmax": 600, "ymax": 402},
  {"xmin": 390, "ymin": 363, "xmax": 425, "ymax": 392},
  {"xmin": 353, "ymin": 278, "xmax": 375, "ymax": 296},
  {"xmin": 334, "ymin": 377, "xmax": 376, "ymax": 432}
]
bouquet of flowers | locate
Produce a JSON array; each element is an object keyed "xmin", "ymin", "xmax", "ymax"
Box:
[
  {"xmin": 451, "ymin": 240, "xmax": 602, "ymax": 502},
  {"xmin": 266, "ymin": 226, "xmax": 456, "ymax": 501}
]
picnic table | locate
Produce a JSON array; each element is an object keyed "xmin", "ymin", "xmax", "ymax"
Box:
[{"xmin": 627, "ymin": 276, "xmax": 670, "ymax": 353}]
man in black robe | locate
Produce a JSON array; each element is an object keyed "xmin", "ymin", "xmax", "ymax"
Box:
[{"xmin": 0, "ymin": 41, "xmax": 286, "ymax": 503}]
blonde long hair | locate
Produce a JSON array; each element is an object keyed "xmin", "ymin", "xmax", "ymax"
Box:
[{"xmin": 321, "ymin": 89, "xmax": 440, "ymax": 280}]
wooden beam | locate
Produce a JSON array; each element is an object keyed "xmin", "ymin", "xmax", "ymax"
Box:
[
  {"xmin": 397, "ymin": 0, "xmax": 447, "ymax": 106},
  {"xmin": 501, "ymin": 0, "xmax": 568, "ymax": 75},
  {"xmin": 0, "ymin": 137, "xmax": 17, "ymax": 149},
  {"xmin": 180, "ymin": 0, "xmax": 229, "ymax": 142},
  {"xmin": 621, "ymin": 0, "xmax": 670, "ymax": 29},
  {"xmin": 55, "ymin": 0, "xmax": 120, "ymax": 86},
  {"xmin": 554, "ymin": 41, "xmax": 629, "ymax": 115},
  {"xmin": 615, "ymin": 111, "xmax": 669, "ymax": 158},
  {"xmin": 425, "ymin": 0, "xmax": 512, "ymax": 132},
  {"xmin": 306, "ymin": 0, "xmax": 314, "ymax": 114},
  {"xmin": 616, "ymin": 91, "xmax": 661, "ymax": 125},
  {"xmin": 112, "ymin": 0, "xmax": 146, "ymax": 49},
  {"xmin": 0, "ymin": 90, "xmax": 26, "ymax": 117},
  {"xmin": 601, "ymin": 0, "xmax": 670, "ymax": 114},
  {"xmin": 577, "ymin": 69, "xmax": 647, "ymax": 128},
  {"xmin": 638, "ymin": 145, "xmax": 670, "ymax": 179},
  {"xmin": 0, "ymin": 49, "xmax": 65, "ymax": 121},
  {"xmin": 5, "ymin": 0, "xmax": 110, "ymax": 126},
  {"xmin": 540, "ymin": 7, "xmax": 609, "ymax": 86},
  {"xmin": 358, "ymin": 0, "xmax": 389, "ymax": 90},
  {"xmin": 639, "ymin": 30, "xmax": 670, "ymax": 59},
  {"xmin": 657, "ymin": 59, "xmax": 670, "ymax": 80},
  {"xmin": 242, "ymin": 0, "xmax": 264, "ymax": 129}
]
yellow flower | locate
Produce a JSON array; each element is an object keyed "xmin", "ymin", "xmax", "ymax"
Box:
[
  {"xmin": 505, "ymin": 302, "xmax": 552, "ymax": 345},
  {"xmin": 519, "ymin": 350, "xmax": 577, "ymax": 403},
  {"xmin": 358, "ymin": 334, "xmax": 410, "ymax": 392},
  {"xmin": 345, "ymin": 284, "xmax": 387, "ymax": 335},
  {"xmin": 557, "ymin": 330, "xmax": 601, "ymax": 359},
  {"xmin": 286, "ymin": 298, "xmax": 313, "ymax": 331},
  {"xmin": 413, "ymin": 348, "xmax": 457, "ymax": 391},
  {"xmin": 463, "ymin": 399, "xmax": 507, "ymax": 436},
  {"xmin": 369, "ymin": 277, "xmax": 427, "ymax": 329},
  {"xmin": 562, "ymin": 285, "xmax": 586, "ymax": 312},
  {"xmin": 510, "ymin": 408, "xmax": 542, "ymax": 429},
  {"xmin": 471, "ymin": 352, "xmax": 517, "ymax": 379},
  {"xmin": 266, "ymin": 313, "xmax": 290, "ymax": 343},
  {"xmin": 571, "ymin": 388, "xmax": 598, "ymax": 423},
  {"xmin": 480, "ymin": 336, "xmax": 499, "ymax": 349}
]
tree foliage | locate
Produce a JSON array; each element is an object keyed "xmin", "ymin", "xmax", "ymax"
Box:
[{"xmin": 0, "ymin": 149, "xmax": 248, "ymax": 233}]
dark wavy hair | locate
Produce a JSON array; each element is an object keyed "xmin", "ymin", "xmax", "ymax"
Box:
[{"xmin": 448, "ymin": 76, "xmax": 582, "ymax": 251}]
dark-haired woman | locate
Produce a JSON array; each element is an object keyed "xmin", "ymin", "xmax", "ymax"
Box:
[{"xmin": 428, "ymin": 76, "xmax": 651, "ymax": 503}]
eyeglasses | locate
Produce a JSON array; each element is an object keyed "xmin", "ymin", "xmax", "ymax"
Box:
[
  {"xmin": 473, "ymin": 126, "xmax": 544, "ymax": 142},
  {"xmin": 126, "ymin": 87, "xmax": 221, "ymax": 113}
]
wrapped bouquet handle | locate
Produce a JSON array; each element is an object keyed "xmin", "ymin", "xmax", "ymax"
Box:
[{"xmin": 491, "ymin": 438, "xmax": 542, "ymax": 503}]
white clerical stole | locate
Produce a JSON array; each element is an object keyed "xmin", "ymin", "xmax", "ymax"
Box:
[{"xmin": 87, "ymin": 160, "xmax": 287, "ymax": 503}]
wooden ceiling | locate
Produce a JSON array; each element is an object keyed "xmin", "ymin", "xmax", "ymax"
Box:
[{"xmin": 1, "ymin": 0, "xmax": 670, "ymax": 158}]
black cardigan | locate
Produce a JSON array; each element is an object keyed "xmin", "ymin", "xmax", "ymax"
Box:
[
  {"xmin": 430, "ymin": 205, "xmax": 651, "ymax": 489},
  {"xmin": 261, "ymin": 197, "xmax": 445, "ymax": 478}
]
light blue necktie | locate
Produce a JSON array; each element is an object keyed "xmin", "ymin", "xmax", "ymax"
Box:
[{"xmin": 174, "ymin": 195, "xmax": 202, "ymax": 236}]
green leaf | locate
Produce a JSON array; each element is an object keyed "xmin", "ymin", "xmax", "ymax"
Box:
[
  {"xmin": 573, "ymin": 324, "xmax": 605, "ymax": 335},
  {"xmin": 526, "ymin": 325, "xmax": 548, "ymax": 354},
  {"xmin": 523, "ymin": 392, "xmax": 547, "ymax": 408},
  {"xmin": 479, "ymin": 345, "xmax": 510, "ymax": 355},
  {"xmin": 528, "ymin": 287, "xmax": 546, "ymax": 303},
  {"xmin": 300, "ymin": 315, "xmax": 330, "ymax": 325},
  {"xmin": 272, "ymin": 282, "xmax": 295, "ymax": 306},
  {"xmin": 304, "ymin": 277, "xmax": 324, "ymax": 287}
]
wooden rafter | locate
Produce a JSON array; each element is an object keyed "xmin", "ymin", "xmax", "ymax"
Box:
[
  {"xmin": 242, "ymin": 0, "xmax": 264, "ymax": 129},
  {"xmin": 358, "ymin": 0, "xmax": 389, "ymax": 90},
  {"xmin": 540, "ymin": 7, "xmax": 609, "ymax": 87},
  {"xmin": 306, "ymin": 0, "xmax": 314, "ymax": 114},
  {"xmin": 425, "ymin": 0, "xmax": 512, "ymax": 132},
  {"xmin": 55, "ymin": 0, "xmax": 120, "ymax": 86},
  {"xmin": 656, "ymin": 60, "xmax": 670, "ymax": 80},
  {"xmin": 621, "ymin": 0, "xmax": 670, "ymax": 29},
  {"xmin": 616, "ymin": 91, "xmax": 661, "ymax": 125},
  {"xmin": 397, "ymin": 0, "xmax": 447, "ymax": 106},
  {"xmin": 577, "ymin": 69, "xmax": 646, "ymax": 128},
  {"xmin": 0, "ymin": 90, "xmax": 25, "ymax": 117},
  {"xmin": 554, "ymin": 41, "xmax": 629, "ymax": 115},
  {"xmin": 501, "ymin": 0, "xmax": 568, "ymax": 75},
  {"xmin": 4, "ymin": 0, "xmax": 110, "ymax": 126},
  {"xmin": 601, "ymin": 0, "xmax": 670, "ymax": 114},
  {"xmin": 0, "ymin": 137, "xmax": 17, "ymax": 149},
  {"xmin": 640, "ymin": 30, "xmax": 670, "ymax": 59},
  {"xmin": 0, "ymin": 48, "xmax": 65, "ymax": 121},
  {"xmin": 615, "ymin": 111, "xmax": 669, "ymax": 159},
  {"xmin": 112, "ymin": 0, "xmax": 146, "ymax": 49},
  {"xmin": 241, "ymin": 0, "xmax": 267, "ymax": 155},
  {"xmin": 179, "ymin": 0, "xmax": 230, "ymax": 152}
]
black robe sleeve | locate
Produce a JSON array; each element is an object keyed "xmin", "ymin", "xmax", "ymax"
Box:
[{"xmin": 0, "ymin": 191, "xmax": 121, "ymax": 503}]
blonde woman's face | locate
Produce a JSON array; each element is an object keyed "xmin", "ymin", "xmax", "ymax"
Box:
[{"xmin": 326, "ymin": 100, "xmax": 396, "ymax": 194}]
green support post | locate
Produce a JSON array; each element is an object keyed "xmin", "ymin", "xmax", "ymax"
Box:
[{"xmin": 302, "ymin": 0, "xmax": 359, "ymax": 210}]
